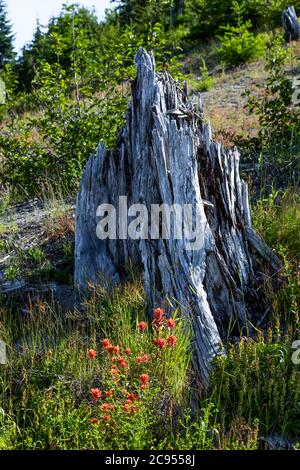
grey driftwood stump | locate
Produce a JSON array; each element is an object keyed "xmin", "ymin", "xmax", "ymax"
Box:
[
  {"xmin": 282, "ymin": 6, "xmax": 300, "ymax": 41},
  {"xmin": 75, "ymin": 48, "xmax": 280, "ymax": 385}
]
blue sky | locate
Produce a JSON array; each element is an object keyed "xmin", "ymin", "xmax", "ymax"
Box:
[{"xmin": 6, "ymin": 0, "xmax": 112, "ymax": 52}]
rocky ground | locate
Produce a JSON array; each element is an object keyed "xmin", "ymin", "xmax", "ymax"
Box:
[{"xmin": 0, "ymin": 197, "xmax": 76, "ymax": 312}]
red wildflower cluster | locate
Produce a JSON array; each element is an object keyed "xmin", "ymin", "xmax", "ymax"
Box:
[
  {"xmin": 87, "ymin": 348, "xmax": 97, "ymax": 359},
  {"xmin": 136, "ymin": 354, "xmax": 151, "ymax": 364},
  {"xmin": 167, "ymin": 335, "xmax": 177, "ymax": 347},
  {"xmin": 152, "ymin": 338, "xmax": 167, "ymax": 349},
  {"xmin": 121, "ymin": 404, "xmax": 139, "ymax": 413},
  {"xmin": 106, "ymin": 344, "xmax": 115, "ymax": 354},
  {"xmin": 87, "ymin": 336, "xmax": 154, "ymax": 425},
  {"xmin": 166, "ymin": 318, "xmax": 175, "ymax": 330},
  {"xmin": 90, "ymin": 388, "xmax": 102, "ymax": 401},
  {"xmin": 89, "ymin": 417, "xmax": 99, "ymax": 425},
  {"xmin": 151, "ymin": 308, "xmax": 178, "ymax": 350},
  {"xmin": 121, "ymin": 389, "xmax": 140, "ymax": 412},
  {"xmin": 140, "ymin": 373, "xmax": 150, "ymax": 384},
  {"xmin": 101, "ymin": 403, "xmax": 115, "ymax": 412},
  {"xmin": 102, "ymin": 339, "xmax": 120, "ymax": 356},
  {"xmin": 117, "ymin": 357, "xmax": 127, "ymax": 368},
  {"xmin": 138, "ymin": 321, "xmax": 148, "ymax": 332},
  {"xmin": 153, "ymin": 335, "xmax": 177, "ymax": 349},
  {"xmin": 127, "ymin": 393, "xmax": 139, "ymax": 401},
  {"xmin": 153, "ymin": 308, "xmax": 164, "ymax": 329},
  {"xmin": 103, "ymin": 414, "xmax": 111, "ymax": 421},
  {"xmin": 101, "ymin": 339, "xmax": 110, "ymax": 348}
]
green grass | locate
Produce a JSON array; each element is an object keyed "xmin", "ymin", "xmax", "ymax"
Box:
[
  {"xmin": 210, "ymin": 334, "xmax": 300, "ymax": 439},
  {"xmin": 0, "ymin": 282, "xmax": 195, "ymax": 449},
  {"xmin": 252, "ymin": 189, "xmax": 300, "ymax": 329},
  {"xmin": 253, "ymin": 189, "xmax": 300, "ymax": 260}
]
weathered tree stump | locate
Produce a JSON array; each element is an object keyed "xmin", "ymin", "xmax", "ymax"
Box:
[
  {"xmin": 282, "ymin": 6, "xmax": 300, "ymax": 41},
  {"xmin": 75, "ymin": 49, "xmax": 280, "ymax": 385}
]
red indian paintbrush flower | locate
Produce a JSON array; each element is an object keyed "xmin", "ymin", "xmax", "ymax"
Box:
[
  {"xmin": 114, "ymin": 345, "xmax": 120, "ymax": 356},
  {"xmin": 89, "ymin": 418, "xmax": 99, "ymax": 425},
  {"xmin": 136, "ymin": 354, "xmax": 150, "ymax": 363},
  {"xmin": 125, "ymin": 348, "xmax": 132, "ymax": 356},
  {"xmin": 138, "ymin": 321, "xmax": 148, "ymax": 332},
  {"xmin": 101, "ymin": 339, "xmax": 110, "ymax": 348},
  {"xmin": 139, "ymin": 373, "xmax": 150, "ymax": 384},
  {"xmin": 87, "ymin": 349, "xmax": 97, "ymax": 359},
  {"xmin": 153, "ymin": 308, "xmax": 165, "ymax": 329},
  {"xmin": 167, "ymin": 335, "xmax": 177, "ymax": 347},
  {"xmin": 103, "ymin": 414, "xmax": 111, "ymax": 421},
  {"xmin": 106, "ymin": 344, "xmax": 115, "ymax": 354},
  {"xmin": 101, "ymin": 403, "xmax": 115, "ymax": 411},
  {"xmin": 121, "ymin": 405, "xmax": 131, "ymax": 413},
  {"xmin": 122, "ymin": 405, "xmax": 139, "ymax": 413},
  {"xmin": 153, "ymin": 308, "xmax": 164, "ymax": 321},
  {"xmin": 105, "ymin": 390, "xmax": 113, "ymax": 398},
  {"xmin": 90, "ymin": 388, "xmax": 102, "ymax": 401},
  {"xmin": 166, "ymin": 318, "xmax": 175, "ymax": 330},
  {"xmin": 127, "ymin": 393, "xmax": 139, "ymax": 401},
  {"xmin": 153, "ymin": 338, "xmax": 167, "ymax": 349}
]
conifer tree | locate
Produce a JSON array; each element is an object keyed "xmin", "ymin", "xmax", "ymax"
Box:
[{"xmin": 0, "ymin": 0, "xmax": 15, "ymax": 68}]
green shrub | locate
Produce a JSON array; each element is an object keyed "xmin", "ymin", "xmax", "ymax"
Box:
[
  {"xmin": 217, "ymin": 24, "xmax": 265, "ymax": 67},
  {"xmin": 196, "ymin": 58, "xmax": 214, "ymax": 92},
  {"xmin": 0, "ymin": 14, "xmax": 185, "ymax": 199},
  {"xmin": 217, "ymin": 2, "xmax": 265, "ymax": 67},
  {"xmin": 246, "ymin": 35, "xmax": 300, "ymax": 163}
]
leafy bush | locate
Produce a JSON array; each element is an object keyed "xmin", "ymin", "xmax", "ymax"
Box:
[
  {"xmin": 217, "ymin": 2, "xmax": 265, "ymax": 67},
  {"xmin": 0, "ymin": 4, "xmax": 186, "ymax": 198},
  {"xmin": 246, "ymin": 35, "xmax": 300, "ymax": 164},
  {"xmin": 197, "ymin": 59, "xmax": 214, "ymax": 92},
  {"xmin": 217, "ymin": 23, "xmax": 265, "ymax": 67}
]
